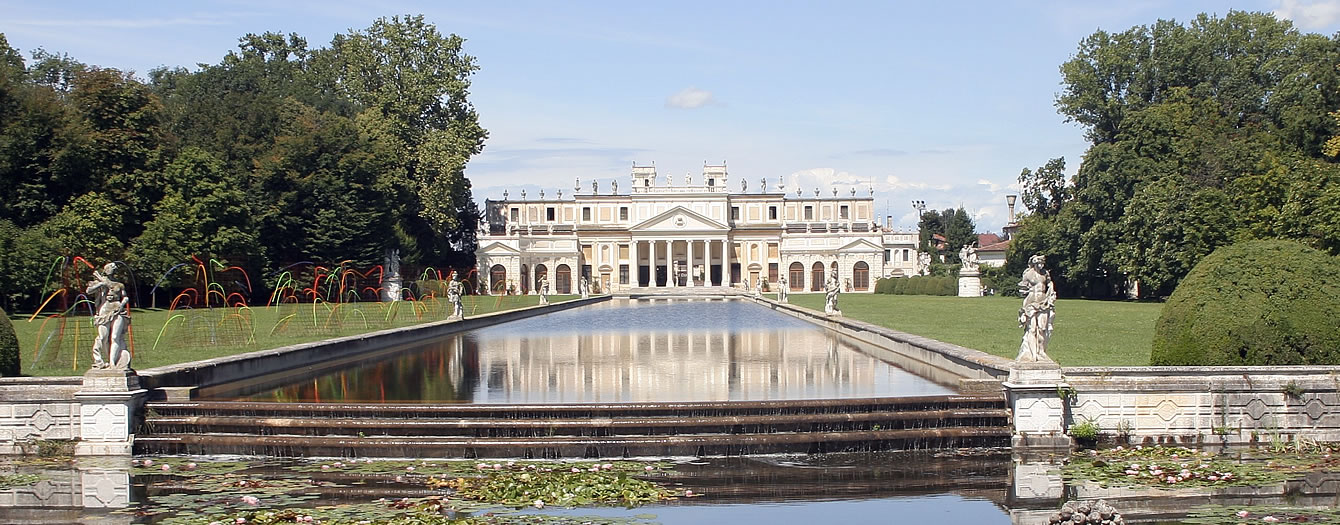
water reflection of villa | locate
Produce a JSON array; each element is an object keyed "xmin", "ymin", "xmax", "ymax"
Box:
[
  {"xmin": 476, "ymin": 163, "xmax": 919, "ymax": 294},
  {"xmin": 467, "ymin": 328, "xmax": 940, "ymax": 403}
]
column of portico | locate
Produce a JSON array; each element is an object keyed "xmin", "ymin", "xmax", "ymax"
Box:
[
  {"xmin": 687, "ymin": 240, "xmax": 696, "ymax": 287},
  {"xmin": 724, "ymin": 238, "xmax": 732, "ymax": 287},
  {"xmin": 661, "ymin": 241, "xmax": 670, "ymax": 289},
  {"xmin": 633, "ymin": 240, "xmax": 642, "ymax": 288}
]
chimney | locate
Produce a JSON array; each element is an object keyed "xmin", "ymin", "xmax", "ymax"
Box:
[{"xmin": 1006, "ymin": 195, "xmax": 1017, "ymax": 223}]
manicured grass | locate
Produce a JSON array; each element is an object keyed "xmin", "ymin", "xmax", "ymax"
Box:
[
  {"xmin": 787, "ymin": 293, "xmax": 1161, "ymax": 366},
  {"xmin": 11, "ymin": 295, "xmax": 578, "ymax": 377}
]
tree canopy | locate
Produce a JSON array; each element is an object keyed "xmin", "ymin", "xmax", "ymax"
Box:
[
  {"xmin": 1010, "ymin": 11, "xmax": 1340, "ymax": 297},
  {"xmin": 0, "ymin": 16, "xmax": 487, "ymax": 310}
]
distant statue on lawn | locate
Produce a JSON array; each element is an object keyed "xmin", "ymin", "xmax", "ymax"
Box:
[
  {"xmin": 824, "ymin": 274, "xmax": 842, "ymax": 316},
  {"xmin": 86, "ymin": 262, "xmax": 131, "ymax": 370},
  {"xmin": 1016, "ymin": 254, "xmax": 1056, "ymax": 363},
  {"xmin": 917, "ymin": 252, "xmax": 931, "ymax": 276},
  {"xmin": 844, "ymin": 277, "xmax": 852, "ymax": 292},
  {"xmin": 753, "ymin": 279, "xmax": 763, "ymax": 298},
  {"xmin": 960, "ymin": 243, "xmax": 979, "ymax": 272},
  {"xmin": 447, "ymin": 277, "xmax": 464, "ymax": 320},
  {"xmin": 579, "ymin": 276, "xmax": 590, "ymax": 299},
  {"xmin": 777, "ymin": 276, "xmax": 788, "ymax": 303},
  {"xmin": 538, "ymin": 275, "xmax": 550, "ymax": 305}
]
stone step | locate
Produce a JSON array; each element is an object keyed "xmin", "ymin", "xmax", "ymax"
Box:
[
  {"xmin": 135, "ymin": 426, "xmax": 1012, "ymax": 458},
  {"xmin": 143, "ymin": 408, "xmax": 1009, "ymax": 437}
]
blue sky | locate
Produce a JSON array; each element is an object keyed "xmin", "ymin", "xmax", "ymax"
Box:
[{"xmin": 5, "ymin": 1, "xmax": 1340, "ymax": 231}]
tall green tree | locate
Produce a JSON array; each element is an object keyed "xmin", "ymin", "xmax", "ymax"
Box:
[
  {"xmin": 1018, "ymin": 10, "xmax": 1340, "ymax": 297},
  {"xmin": 317, "ymin": 15, "xmax": 487, "ymax": 268}
]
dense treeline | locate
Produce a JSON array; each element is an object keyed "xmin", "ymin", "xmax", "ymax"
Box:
[
  {"xmin": 0, "ymin": 16, "xmax": 487, "ymax": 311},
  {"xmin": 1009, "ymin": 11, "xmax": 1340, "ymax": 297}
]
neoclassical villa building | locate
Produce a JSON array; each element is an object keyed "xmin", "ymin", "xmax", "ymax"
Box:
[{"xmin": 475, "ymin": 163, "xmax": 919, "ymax": 294}]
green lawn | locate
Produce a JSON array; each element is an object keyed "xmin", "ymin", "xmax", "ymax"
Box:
[
  {"xmin": 11, "ymin": 295, "xmax": 578, "ymax": 377},
  {"xmin": 787, "ymin": 293, "xmax": 1162, "ymax": 366}
]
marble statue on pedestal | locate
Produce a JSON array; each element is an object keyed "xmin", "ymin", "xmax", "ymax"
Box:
[
  {"xmin": 87, "ymin": 263, "xmax": 132, "ymax": 370},
  {"xmin": 777, "ymin": 276, "xmax": 788, "ymax": 302},
  {"xmin": 753, "ymin": 279, "xmax": 763, "ymax": 298},
  {"xmin": 1017, "ymin": 254, "xmax": 1056, "ymax": 362},
  {"xmin": 579, "ymin": 276, "xmax": 590, "ymax": 299},
  {"xmin": 538, "ymin": 276, "xmax": 550, "ymax": 305},
  {"xmin": 824, "ymin": 274, "xmax": 842, "ymax": 316},
  {"xmin": 960, "ymin": 243, "xmax": 979, "ymax": 272},
  {"xmin": 917, "ymin": 252, "xmax": 931, "ymax": 276},
  {"xmin": 844, "ymin": 277, "xmax": 852, "ymax": 292},
  {"xmin": 447, "ymin": 277, "xmax": 464, "ymax": 320}
]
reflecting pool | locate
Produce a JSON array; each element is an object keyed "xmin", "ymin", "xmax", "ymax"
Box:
[{"xmin": 204, "ymin": 298, "xmax": 956, "ymax": 403}]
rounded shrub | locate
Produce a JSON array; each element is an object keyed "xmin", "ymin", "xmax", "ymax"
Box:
[
  {"xmin": 0, "ymin": 308, "xmax": 19, "ymax": 376},
  {"xmin": 1151, "ymin": 240, "xmax": 1340, "ymax": 366}
]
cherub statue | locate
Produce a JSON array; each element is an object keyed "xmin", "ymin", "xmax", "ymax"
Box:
[
  {"xmin": 824, "ymin": 274, "xmax": 842, "ymax": 316},
  {"xmin": 447, "ymin": 277, "xmax": 464, "ymax": 319},
  {"xmin": 1017, "ymin": 255, "xmax": 1056, "ymax": 362},
  {"xmin": 86, "ymin": 262, "xmax": 131, "ymax": 369}
]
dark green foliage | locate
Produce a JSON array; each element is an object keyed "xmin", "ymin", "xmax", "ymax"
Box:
[
  {"xmin": 0, "ymin": 20, "xmax": 485, "ymax": 311},
  {"xmin": 980, "ymin": 265, "xmax": 1018, "ymax": 297},
  {"xmin": 0, "ymin": 307, "xmax": 19, "ymax": 376},
  {"xmin": 873, "ymin": 276, "xmax": 956, "ymax": 296},
  {"xmin": 1151, "ymin": 240, "xmax": 1340, "ymax": 365},
  {"xmin": 1016, "ymin": 12, "xmax": 1340, "ymax": 297},
  {"xmin": 917, "ymin": 208, "xmax": 976, "ymax": 264}
]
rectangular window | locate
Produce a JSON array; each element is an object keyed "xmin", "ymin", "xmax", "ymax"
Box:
[
  {"xmin": 768, "ymin": 263, "xmax": 778, "ymax": 283},
  {"xmin": 885, "ymin": 249, "xmax": 891, "ymax": 263},
  {"xmin": 708, "ymin": 178, "xmax": 715, "ymax": 188},
  {"xmin": 620, "ymin": 207, "xmax": 628, "ymax": 221},
  {"xmin": 619, "ymin": 244, "xmax": 630, "ymax": 261},
  {"xmin": 840, "ymin": 205, "xmax": 849, "ymax": 219},
  {"xmin": 769, "ymin": 206, "xmax": 778, "ymax": 220},
  {"xmin": 582, "ymin": 207, "xmax": 591, "ymax": 221},
  {"xmin": 804, "ymin": 206, "xmax": 813, "ymax": 220},
  {"xmin": 510, "ymin": 208, "xmax": 519, "ymax": 221},
  {"xmin": 619, "ymin": 264, "xmax": 629, "ymax": 285},
  {"xmin": 546, "ymin": 207, "xmax": 556, "ymax": 221},
  {"xmin": 903, "ymin": 250, "xmax": 910, "ymax": 262},
  {"xmin": 731, "ymin": 207, "xmax": 740, "ymax": 220}
]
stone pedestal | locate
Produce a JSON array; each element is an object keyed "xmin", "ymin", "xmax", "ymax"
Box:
[
  {"xmin": 1004, "ymin": 361, "xmax": 1071, "ymax": 449},
  {"xmin": 958, "ymin": 269, "xmax": 982, "ymax": 297},
  {"xmin": 74, "ymin": 370, "xmax": 146, "ymax": 456}
]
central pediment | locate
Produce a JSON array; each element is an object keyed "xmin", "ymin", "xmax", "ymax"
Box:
[{"xmin": 630, "ymin": 206, "xmax": 728, "ymax": 233}]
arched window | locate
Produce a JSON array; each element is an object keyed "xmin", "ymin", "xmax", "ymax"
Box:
[
  {"xmin": 811, "ymin": 262, "xmax": 825, "ymax": 292},
  {"xmin": 789, "ymin": 262, "xmax": 804, "ymax": 291},
  {"xmin": 520, "ymin": 265, "xmax": 530, "ymax": 294},
  {"xmin": 556, "ymin": 264, "xmax": 572, "ymax": 294},
  {"xmin": 534, "ymin": 264, "xmax": 548, "ymax": 292},
  {"xmin": 853, "ymin": 261, "xmax": 870, "ymax": 291},
  {"xmin": 489, "ymin": 265, "xmax": 506, "ymax": 294}
]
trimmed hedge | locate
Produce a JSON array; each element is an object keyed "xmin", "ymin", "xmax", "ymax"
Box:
[
  {"xmin": 1151, "ymin": 240, "xmax": 1340, "ymax": 366},
  {"xmin": 0, "ymin": 308, "xmax": 18, "ymax": 376},
  {"xmin": 874, "ymin": 276, "xmax": 957, "ymax": 296}
]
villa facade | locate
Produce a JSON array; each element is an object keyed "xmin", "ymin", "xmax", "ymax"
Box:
[{"xmin": 475, "ymin": 164, "xmax": 919, "ymax": 294}]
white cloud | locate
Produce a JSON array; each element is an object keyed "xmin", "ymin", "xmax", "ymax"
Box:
[
  {"xmin": 976, "ymin": 179, "xmax": 1021, "ymax": 194},
  {"xmin": 1274, "ymin": 0, "xmax": 1340, "ymax": 29},
  {"xmin": 665, "ymin": 87, "xmax": 717, "ymax": 109}
]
